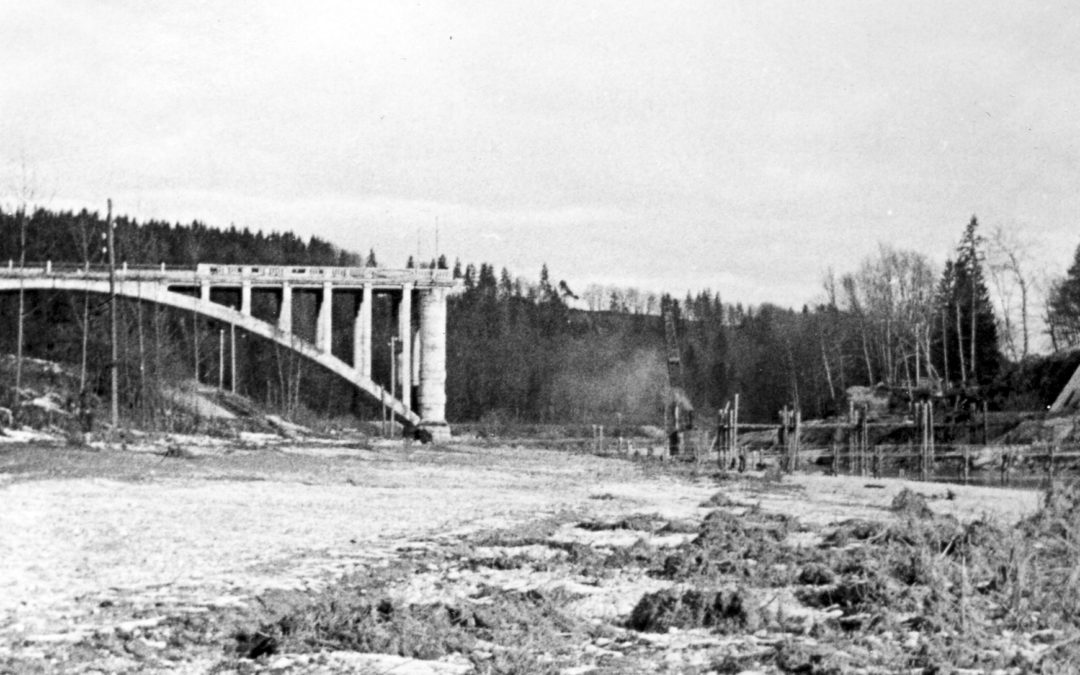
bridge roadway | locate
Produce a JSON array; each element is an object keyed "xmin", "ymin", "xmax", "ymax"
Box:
[{"xmin": 0, "ymin": 262, "xmax": 459, "ymax": 439}]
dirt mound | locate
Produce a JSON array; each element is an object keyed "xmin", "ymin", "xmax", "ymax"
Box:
[
  {"xmin": 891, "ymin": 488, "xmax": 933, "ymax": 519},
  {"xmin": 823, "ymin": 518, "xmax": 885, "ymax": 547},
  {"xmin": 627, "ymin": 588, "xmax": 759, "ymax": 633},
  {"xmin": 244, "ymin": 585, "xmax": 584, "ymax": 668}
]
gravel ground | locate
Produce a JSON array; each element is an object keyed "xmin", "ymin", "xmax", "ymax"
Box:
[{"xmin": 0, "ymin": 438, "xmax": 1043, "ymax": 673}]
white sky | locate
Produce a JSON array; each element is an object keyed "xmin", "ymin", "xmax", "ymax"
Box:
[{"xmin": 3, "ymin": 1, "xmax": 1079, "ymax": 309}]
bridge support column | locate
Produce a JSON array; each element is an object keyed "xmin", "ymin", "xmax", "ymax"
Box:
[
  {"xmin": 418, "ymin": 287, "xmax": 450, "ymax": 441},
  {"xmin": 240, "ymin": 281, "xmax": 252, "ymax": 316},
  {"xmin": 397, "ymin": 284, "xmax": 413, "ymax": 412},
  {"xmin": 317, "ymin": 281, "xmax": 333, "ymax": 353},
  {"xmin": 353, "ymin": 284, "xmax": 372, "ymax": 377},
  {"xmin": 199, "ymin": 281, "xmax": 210, "ymax": 303},
  {"xmin": 278, "ymin": 283, "xmax": 292, "ymax": 335}
]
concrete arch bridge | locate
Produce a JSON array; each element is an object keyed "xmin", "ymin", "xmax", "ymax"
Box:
[{"xmin": 0, "ymin": 262, "xmax": 459, "ymax": 440}]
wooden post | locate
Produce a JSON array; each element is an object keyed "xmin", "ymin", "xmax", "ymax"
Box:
[
  {"xmin": 860, "ymin": 410, "xmax": 869, "ymax": 477},
  {"xmin": 921, "ymin": 403, "xmax": 930, "ymax": 481},
  {"xmin": 734, "ymin": 393, "xmax": 743, "ymax": 472},
  {"xmin": 1049, "ymin": 443, "xmax": 1057, "ymax": 499},
  {"xmin": 717, "ymin": 405, "xmax": 728, "ymax": 471},
  {"xmin": 781, "ymin": 408, "xmax": 790, "ymax": 470},
  {"xmin": 793, "ymin": 408, "xmax": 802, "ymax": 472},
  {"xmin": 928, "ymin": 402, "xmax": 935, "ymax": 480},
  {"xmin": 926, "ymin": 402, "xmax": 932, "ymax": 481},
  {"xmin": 916, "ymin": 403, "xmax": 923, "ymax": 481},
  {"xmin": 962, "ymin": 443, "xmax": 970, "ymax": 485},
  {"xmin": 729, "ymin": 406, "xmax": 736, "ymax": 470},
  {"xmin": 847, "ymin": 412, "xmax": 855, "ymax": 476}
]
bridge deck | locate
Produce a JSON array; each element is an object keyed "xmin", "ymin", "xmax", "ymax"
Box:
[{"xmin": 0, "ymin": 262, "xmax": 457, "ymax": 290}]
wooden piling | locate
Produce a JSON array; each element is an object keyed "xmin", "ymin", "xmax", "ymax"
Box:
[
  {"xmin": 917, "ymin": 403, "xmax": 925, "ymax": 481},
  {"xmin": 793, "ymin": 408, "xmax": 802, "ymax": 472},
  {"xmin": 778, "ymin": 406, "xmax": 788, "ymax": 472},
  {"xmin": 1049, "ymin": 443, "xmax": 1058, "ymax": 499},
  {"xmin": 859, "ymin": 409, "xmax": 869, "ymax": 477},
  {"xmin": 928, "ymin": 402, "xmax": 935, "ymax": 480},
  {"xmin": 734, "ymin": 393, "xmax": 744, "ymax": 472}
]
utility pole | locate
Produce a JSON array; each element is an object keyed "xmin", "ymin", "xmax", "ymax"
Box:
[
  {"xmin": 107, "ymin": 199, "xmax": 119, "ymax": 428},
  {"xmin": 218, "ymin": 329, "xmax": 225, "ymax": 389},
  {"xmin": 230, "ymin": 323, "xmax": 237, "ymax": 394},
  {"xmin": 389, "ymin": 336, "xmax": 400, "ymax": 436}
]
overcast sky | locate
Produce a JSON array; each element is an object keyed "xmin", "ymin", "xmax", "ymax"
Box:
[{"xmin": 3, "ymin": 1, "xmax": 1079, "ymax": 308}]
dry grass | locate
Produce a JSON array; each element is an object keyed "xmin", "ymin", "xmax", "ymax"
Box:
[
  {"xmin": 3, "ymin": 437, "xmax": 1071, "ymax": 673},
  {"xmin": 234, "ymin": 580, "xmax": 584, "ymax": 673}
]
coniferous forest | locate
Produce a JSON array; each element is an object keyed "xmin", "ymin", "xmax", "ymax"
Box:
[{"xmin": 2, "ymin": 206, "xmax": 1080, "ymax": 427}]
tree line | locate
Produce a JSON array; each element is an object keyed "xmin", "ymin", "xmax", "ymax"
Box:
[{"xmin": 3, "ymin": 206, "xmax": 1080, "ymax": 428}]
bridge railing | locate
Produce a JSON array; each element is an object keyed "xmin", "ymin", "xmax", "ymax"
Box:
[
  {"xmin": 195, "ymin": 263, "xmax": 454, "ymax": 284},
  {"xmin": 2, "ymin": 261, "xmax": 457, "ymax": 285}
]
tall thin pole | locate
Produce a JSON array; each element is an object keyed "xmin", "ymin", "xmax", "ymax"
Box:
[
  {"xmin": 107, "ymin": 198, "xmax": 119, "ymax": 428},
  {"xmin": 218, "ymin": 329, "xmax": 225, "ymax": 389},
  {"xmin": 389, "ymin": 336, "xmax": 398, "ymax": 436},
  {"xmin": 230, "ymin": 323, "xmax": 237, "ymax": 394}
]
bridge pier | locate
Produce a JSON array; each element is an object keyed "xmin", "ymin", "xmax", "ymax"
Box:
[
  {"xmin": 397, "ymin": 283, "xmax": 413, "ymax": 412},
  {"xmin": 316, "ymin": 281, "xmax": 332, "ymax": 353},
  {"xmin": 418, "ymin": 287, "xmax": 449, "ymax": 441},
  {"xmin": 240, "ymin": 281, "xmax": 252, "ymax": 316},
  {"xmin": 278, "ymin": 282, "xmax": 293, "ymax": 335},
  {"xmin": 353, "ymin": 284, "xmax": 372, "ymax": 378}
]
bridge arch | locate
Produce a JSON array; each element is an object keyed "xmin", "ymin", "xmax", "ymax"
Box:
[{"xmin": 0, "ymin": 275, "xmax": 422, "ymax": 425}]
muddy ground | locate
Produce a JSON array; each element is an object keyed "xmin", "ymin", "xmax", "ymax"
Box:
[{"xmin": 0, "ymin": 435, "xmax": 1067, "ymax": 674}]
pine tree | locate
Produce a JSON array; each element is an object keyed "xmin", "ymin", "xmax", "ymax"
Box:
[
  {"xmin": 1047, "ymin": 241, "xmax": 1080, "ymax": 349},
  {"xmin": 934, "ymin": 216, "xmax": 1001, "ymax": 386}
]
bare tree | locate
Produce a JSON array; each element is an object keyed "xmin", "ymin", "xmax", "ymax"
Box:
[
  {"xmin": 10, "ymin": 161, "xmax": 39, "ymax": 410},
  {"xmin": 839, "ymin": 246, "xmax": 937, "ymax": 389},
  {"xmin": 986, "ymin": 224, "xmax": 1033, "ymax": 360}
]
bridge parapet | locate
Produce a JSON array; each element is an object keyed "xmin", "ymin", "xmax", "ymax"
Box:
[
  {"xmin": 195, "ymin": 263, "xmax": 456, "ymax": 288},
  {"xmin": 2, "ymin": 261, "xmax": 458, "ymax": 290}
]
